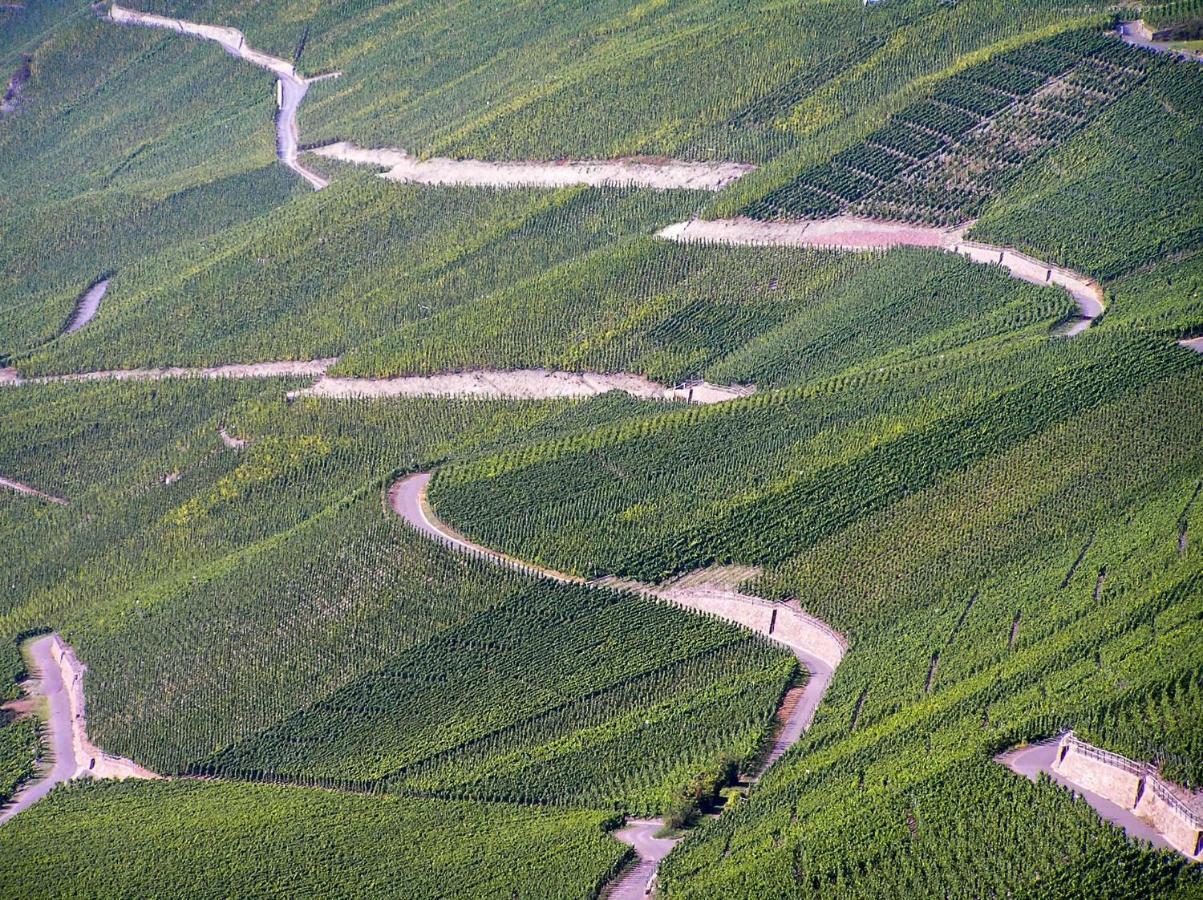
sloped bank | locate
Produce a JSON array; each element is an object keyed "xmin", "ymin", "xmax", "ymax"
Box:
[{"xmin": 388, "ymin": 472, "xmax": 846, "ymax": 896}]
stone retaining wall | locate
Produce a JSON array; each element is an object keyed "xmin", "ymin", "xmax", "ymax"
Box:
[{"xmin": 1053, "ymin": 732, "xmax": 1202, "ymax": 860}]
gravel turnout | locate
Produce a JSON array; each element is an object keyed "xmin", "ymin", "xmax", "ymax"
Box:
[
  {"xmin": 658, "ymin": 216, "xmax": 1106, "ymax": 332},
  {"xmin": 311, "ymin": 142, "xmax": 755, "ymax": 191}
]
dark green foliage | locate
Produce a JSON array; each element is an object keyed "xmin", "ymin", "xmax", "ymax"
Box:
[{"xmin": 0, "ymin": 780, "xmax": 630, "ymax": 899}]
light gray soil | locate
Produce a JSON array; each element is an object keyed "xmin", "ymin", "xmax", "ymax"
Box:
[
  {"xmin": 63, "ymin": 279, "xmax": 109, "ymax": 335},
  {"xmin": 312, "ymin": 141, "xmax": 754, "ymax": 191}
]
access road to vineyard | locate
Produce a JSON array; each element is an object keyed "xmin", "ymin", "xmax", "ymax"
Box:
[
  {"xmin": 2, "ymin": 361, "xmax": 754, "ymax": 406},
  {"xmin": 103, "ymin": 6, "xmax": 754, "ymax": 193},
  {"xmin": 389, "ymin": 472, "xmax": 846, "ymax": 897},
  {"xmin": 311, "ymin": 142, "xmax": 755, "ymax": 192},
  {"xmin": 0, "ymin": 634, "xmax": 156, "ymax": 825},
  {"xmin": 657, "ymin": 216, "xmax": 1106, "ymax": 334},
  {"xmin": 107, "ymin": 4, "xmax": 332, "ymax": 190},
  {"xmin": 996, "ymin": 739, "xmax": 1181, "ymax": 856}
]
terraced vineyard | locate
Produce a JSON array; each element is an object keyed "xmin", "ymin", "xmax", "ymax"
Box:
[
  {"xmin": 748, "ymin": 29, "xmax": 1157, "ymax": 226},
  {"xmin": 1, "ymin": 1, "xmax": 1201, "ymax": 897}
]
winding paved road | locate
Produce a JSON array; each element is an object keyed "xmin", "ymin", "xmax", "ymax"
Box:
[
  {"xmin": 996, "ymin": 740, "xmax": 1177, "ymax": 855},
  {"xmin": 0, "ymin": 637, "xmax": 77, "ymax": 824},
  {"xmin": 0, "ymin": 634, "xmax": 155, "ymax": 825},
  {"xmin": 389, "ymin": 472, "xmax": 846, "ymax": 895}
]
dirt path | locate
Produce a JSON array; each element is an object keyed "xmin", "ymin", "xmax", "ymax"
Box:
[
  {"xmin": 1180, "ymin": 337, "xmax": 1203, "ymax": 353},
  {"xmin": 0, "ymin": 358, "xmax": 337, "ymax": 386},
  {"xmin": 995, "ymin": 737, "xmax": 1197, "ymax": 858},
  {"xmin": 657, "ymin": 216, "xmax": 1106, "ymax": 333},
  {"xmin": 62, "ymin": 279, "xmax": 109, "ymax": 335},
  {"xmin": 0, "ymin": 634, "xmax": 156, "ymax": 825},
  {"xmin": 311, "ymin": 141, "xmax": 754, "ymax": 192},
  {"xmin": 291, "ymin": 369, "xmax": 754, "ymax": 404},
  {"xmin": 106, "ymin": 4, "xmax": 333, "ymax": 190},
  {"xmin": 389, "ymin": 472, "xmax": 846, "ymax": 896},
  {"xmin": 0, "ymin": 476, "xmax": 67, "ymax": 505}
]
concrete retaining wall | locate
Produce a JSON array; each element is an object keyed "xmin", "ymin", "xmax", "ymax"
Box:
[{"xmin": 1053, "ymin": 741, "xmax": 1143, "ymax": 809}]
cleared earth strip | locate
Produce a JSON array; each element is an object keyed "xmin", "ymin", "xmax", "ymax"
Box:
[
  {"xmin": 1, "ymin": 361, "xmax": 755, "ymax": 405},
  {"xmin": 997, "ymin": 733, "xmax": 1203, "ymax": 861},
  {"xmin": 105, "ymin": 3, "xmax": 334, "ymax": 190},
  {"xmin": 0, "ymin": 634, "xmax": 157, "ymax": 825},
  {"xmin": 291, "ymin": 369, "xmax": 755, "ymax": 404},
  {"xmin": 311, "ymin": 142, "xmax": 755, "ymax": 192},
  {"xmin": 388, "ymin": 472, "xmax": 846, "ymax": 898},
  {"xmin": 62, "ymin": 278, "xmax": 109, "ymax": 336},
  {"xmin": 0, "ymin": 359, "xmax": 337, "ymax": 386},
  {"xmin": 657, "ymin": 216, "xmax": 1106, "ymax": 334}
]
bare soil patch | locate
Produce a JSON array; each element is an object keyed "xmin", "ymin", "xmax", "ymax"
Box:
[{"xmin": 312, "ymin": 141, "xmax": 754, "ymax": 192}]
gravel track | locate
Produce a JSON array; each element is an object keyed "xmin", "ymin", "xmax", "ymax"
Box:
[
  {"xmin": 389, "ymin": 472, "xmax": 846, "ymax": 896},
  {"xmin": 658, "ymin": 216, "xmax": 1106, "ymax": 333},
  {"xmin": 107, "ymin": 4, "xmax": 333, "ymax": 189},
  {"xmin": 291, "ymin": 369, "xmax": 754, "ymax": 404},
  {"xmin": 312, "ymin": 141, "xmax": 755, "ymax": 192}
]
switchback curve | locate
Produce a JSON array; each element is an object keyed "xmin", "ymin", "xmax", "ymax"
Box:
[{"xmin": 107, "ymin": 4, "xmax": 333, "ymax": 190}]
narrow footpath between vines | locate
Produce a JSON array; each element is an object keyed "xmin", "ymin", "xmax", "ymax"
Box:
[
  {"xmin": 388, "ymin": 472, "xmax": 847, "ymax": 898},
  {"xmin": 0, "ymin": 634, "xmax": 156, "ymax": 826},
  {"xmin": 0, "ymin": 476, "xmax": 67, "ymax": 505}
]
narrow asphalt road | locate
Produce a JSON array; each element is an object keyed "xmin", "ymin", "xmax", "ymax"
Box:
[
  {"xmin": 0, "ymin": 636, "xmax": 78, "ymax": 824},
  {"xmin": 995, "ymin": 740, "xmax": 1176, "ymax": 855}
]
